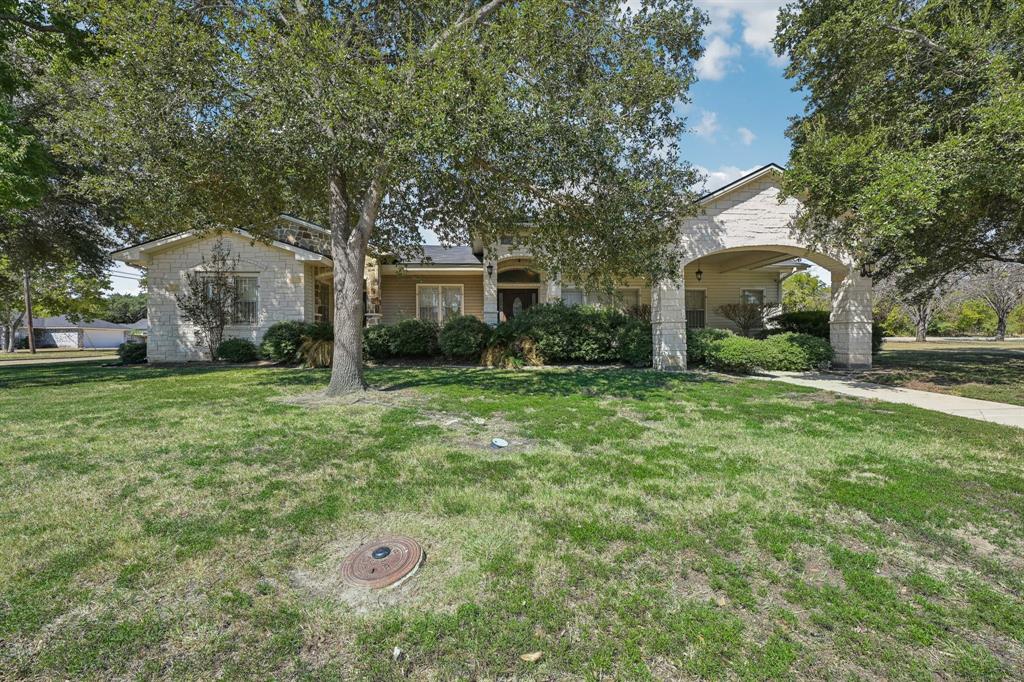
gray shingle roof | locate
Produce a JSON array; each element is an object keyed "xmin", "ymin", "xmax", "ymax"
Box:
[
  {"xmin": 29, "ymin": 316, "xmax": 130, "ymax": 329},
  {"xmin": 399, "ymin": 245, "xmax": 482, "ymax": 266}
]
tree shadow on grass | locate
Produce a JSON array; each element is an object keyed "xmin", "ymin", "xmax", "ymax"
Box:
[
  {"xmin": 366, "ymin": 366, "xmax": 730, "ymax": 400},
  {"xmin": 0, "ymin": 362, "xmax": 258, "ymax": 390}
]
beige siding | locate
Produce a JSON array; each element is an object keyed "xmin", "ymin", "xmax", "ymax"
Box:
[
  {"xmin": 380, "ymin": 272, "xmax": 485, "ymax": 324},
  {"xmin": 682, "ymin": 264, "xmax": 782, "ymax": 332}
]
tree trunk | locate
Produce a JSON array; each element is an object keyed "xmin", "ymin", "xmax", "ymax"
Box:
[
  {"xmin": 996, "ymin": 315, "xmax": 1007, "ymax": 341},
  {"xmin": 23, "ymin": 271, "xmax": 36, "ymax": 354},
  {"xmin": 915, "ymin": 316, "xmax": 927, "ymax": 342},
  {"xmin": 326, "ymin": 171, "xmax": 385, "ymax": 396}
]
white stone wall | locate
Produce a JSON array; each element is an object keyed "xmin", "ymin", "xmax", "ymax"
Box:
[{"xmin": 144, "ymin": 232, "xmax": 308, "ymax": 362}]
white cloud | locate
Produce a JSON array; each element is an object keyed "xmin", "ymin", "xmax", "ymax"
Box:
[
  {"xmin": 692, "ymin": 110, "xmax": 720, "ymax": 139},
  {"xmin": 695, "ymin": 164, "xmax": 761, "ymax": 193},
  {"xmin": 737, "ymin": 127, "xmax": 756, "ymax": 145},
  {"xmin": 695, "ymin": 1, "xmax": 787, "ymax": 70},
  {"xmin": 696, "ymin": 35, "xmax": 740, "ymax": 81}
]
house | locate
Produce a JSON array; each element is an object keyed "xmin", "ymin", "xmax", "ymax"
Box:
[
  {"xmin": 111, "ymin": 164, "xmax": 874, "ymax": 368},
  {"xmin": 15, "ymin": 316, "xmax": 134, "ymax": 349}
]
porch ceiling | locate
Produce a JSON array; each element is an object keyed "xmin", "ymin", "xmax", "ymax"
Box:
[{"xmin": 696, "ymin": 249, "xmax": 799, "ymax": 273}]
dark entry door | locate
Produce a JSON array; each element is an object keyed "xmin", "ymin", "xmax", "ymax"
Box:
[{"xmin": 499, "ymin": 289, "xmax": 538, "ymax": 321}]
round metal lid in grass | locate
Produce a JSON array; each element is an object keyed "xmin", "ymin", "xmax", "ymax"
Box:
[{"xmin": 341, "ymin": 536, "xmax": 424, "ymax": 589}]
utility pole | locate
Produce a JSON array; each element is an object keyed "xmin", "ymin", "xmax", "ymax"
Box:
[{"xmin": 23, "ymin": 270, "xmax": 36, "ymax": 354}]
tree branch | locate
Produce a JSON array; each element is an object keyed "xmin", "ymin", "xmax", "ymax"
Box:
[
  {"xmin": 0, "ymin": 12, "xmax": 64, "ymax": 34},
  {"xmin": 427, "ymin": 0, "xmax": 509, "ymax": 55}
]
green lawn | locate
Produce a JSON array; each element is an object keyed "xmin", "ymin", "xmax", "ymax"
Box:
[
  {"xmin": 2, "ymin": 363, "xmax": 1023, "ymax": 679},
  {"xmin": 0, "ymin": 348, "xmax": 118, "ymax": 362},
  {"xmin": 858, "ymin": 340, "xmax": 1024, "ymax": 406}
]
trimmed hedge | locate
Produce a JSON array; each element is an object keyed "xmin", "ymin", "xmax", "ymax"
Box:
[
  {"xmin": 363, "ymin": 324, "xmax": 394, "ymax": 362},
  {"xmin": 703, "ymin": 332, "xmax": 833, "ymax": 373},
  {"xmin": 770, "ymin": 310, "xmax": 830, "ymax": 338},
  {"xmin": 687, "ymin": 328, "xmax": 734, "ymax": 365},
  {"xmin": 117, "ymin": 341, "xmax": 147, "ymax": 364},
  {"xmin": 216, "ymin": 338, "xmax": 260, "ymax": 363},
  {"xmin": 390, "ymin": 318, "xmax": 440, "ymax": 357},
  {"xmin": 489, "ymin": 303, "xmax": 652, "ymax": 366},
  {"xmin": 439, "ymin": 315, "xmax": 492, "ymax": 360},
  {"xmin": 261, "ymin": 321, "xmax": 308, "ymax": 363}
]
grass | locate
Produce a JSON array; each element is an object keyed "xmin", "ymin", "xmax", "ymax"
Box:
[
  {"xmin": 0, "ymin": 348, "xmax": 118, "ymax": 362},
  {"xmin": 857, "ymin": 340, "xmax": 1024, "ymax": 405},
  {"xmin": 1, "ymin": 363, "xmax": 1023, "ymax": 679}
]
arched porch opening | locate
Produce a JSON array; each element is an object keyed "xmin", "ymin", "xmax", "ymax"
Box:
[{"xmin": 653, "ymin": 244, "xmax": 872, "ymax": 371}]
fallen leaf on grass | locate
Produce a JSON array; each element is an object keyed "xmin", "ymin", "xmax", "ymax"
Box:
[{"xmin": 520, "ymin": 651, "xmax": 543, "ymax": 662}]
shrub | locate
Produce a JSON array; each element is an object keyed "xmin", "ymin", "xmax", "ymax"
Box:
[
  {"xmin": 439, "ymin": 315, "xmax": 491, "ymax": 360},
  {"xmin": 299, "ymin": 322, "xmax": 333, "ymax": 368},
  {"xmin": 487, "ymin": 303, "xmax": 650, "ymax": 366},
  {"xmin": 117, "ymin": 341, "xmax": 147, "ymax": 364},
  {"xmin": 389, "ymin": 318, "xmax": 439, "ymax": 357},
  {"xmin": 363, "ymin": 324, "xmax": 394, "ymax": 362},
  {"xmin": 716, "ymin": 302, "xmax": 777, "ymax": 337},
  {"xmin": 770, "ymin": 310, "xmax": 830, "ymax": 339},
  {"xmin": 686, "ymin": 328, "xmax": 734, "ymax": 365},
  {"xmin": 616, "ymin": 317, "xmax": 653, "ymax": 367},
  {"xmin": 261, "ymin": 321, "xmax": 308, "ymax": 363},
  {"xmin": 704, "ymin": 332, "xmax": 832, "ymax": 373},
  {"xmin": 215, "ymin": 338, "xmax": 260, "ymax": 363}
]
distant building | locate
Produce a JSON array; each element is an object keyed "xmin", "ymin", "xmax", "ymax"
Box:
[{"xmin": 15, "ymin": 316, "xmax": 135, "ymax": 349}]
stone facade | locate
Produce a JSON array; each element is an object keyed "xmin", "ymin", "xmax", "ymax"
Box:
[
  {"xmin": 272, "ymin": 219, "xmax": 331, "ymax": 257},
  {"xmin": 144, "ymin": 232, "xmax": 311, "ymax": 362}
]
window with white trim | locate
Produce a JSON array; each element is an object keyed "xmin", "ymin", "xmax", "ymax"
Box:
[
  {"xmin": 741, "ymin": 289, "xmax": 765, "ymax": 306},
  {"xmin": 417, "ymin": 284, "xmax": 463, "ymax": 324},
  {"xmin": 560, "ymin": 287, "xmax": 639, "ymax": 311},
  {"xmin": 203, "ymin": 274, "xmax": 259, "ymax": 325}
]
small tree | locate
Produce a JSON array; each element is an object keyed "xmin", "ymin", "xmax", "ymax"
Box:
[
  {"xmin": 966, "ymin": 262, "xmax": 1024, "ymax": 341},
  {"xmin": 716, "ymin": 302, "xmax": 777, "ymax": 338},
  {"xmin": 782, "ymin": 272, "xmax": 830, "ymax": 312},
  {"xmin": 174, "ymin": 238, "xmax": 238, "ymax": 360}
]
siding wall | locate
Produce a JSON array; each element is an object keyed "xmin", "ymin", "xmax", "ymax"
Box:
[
  {"xmin": 144, "ymin": 232, "xmax": 308, "ymax": 362},
  {"xmin": 380, "ymin": 272, "xmax": 485, "ymax": 324},
  {"xmin": 682, "ymin": 264, "xmax": 783, "ymax": 332}
]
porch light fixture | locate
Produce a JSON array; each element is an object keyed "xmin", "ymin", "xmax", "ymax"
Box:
[
  {"xmin": 486, "ymin": 263, "xmax": 494, "ymax": 277},
  {"xmin": 695, "ymin": 261, "xmax": 703, "ymax": 282}
]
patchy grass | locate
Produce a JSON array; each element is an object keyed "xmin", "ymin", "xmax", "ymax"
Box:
[
  {"xmin": 1, "ymin": 363, "xmax": 1024, "ymax": 679},
  {"xmin": 858, "ymin": 340, "xmax": 1024, "ymax": 405}
]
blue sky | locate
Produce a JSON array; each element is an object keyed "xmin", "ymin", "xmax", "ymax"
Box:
[
  {"xmin": 682, "ymin": 0, "xmax": 802, "ymax": 193},
  {"xmin": 109, "ymin": 1, "xmax": 804, "ymax": 295}
]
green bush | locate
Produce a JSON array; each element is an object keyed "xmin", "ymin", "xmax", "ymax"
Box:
[
  {"xmin": 261, "ymin": 321, "xmax": 309, "ymax": 363},
  {"xmin": 299, "ymin": 322, "xmax": 333, "ymax": 367},
  {"xmin": 390, "ymin": 318, "xmax": 440, "ymax": 357},
  {"xmin": 704, "ymin": 332, "xmax": 832, "ymax": 373},
  {"xmin": 439, "ymin": 315, "xmax": 492, "ymax": 360},
  {"xmin": 488, "ymin": 303, "xmax": 651, "ymax": 366},
  {"xmin": 616, "ymin": 317, "xmax": 653, "ymax": 367},
  {"xmin": 686, "ymin": 328, "xmax": 734, "ymax": 365},
  {"xmin": 363, "ymin": 324, "xmax": 394, "ymax": 362},
  {"xmin": 117, "ymin": 341, "xmax": 147, "ymax": 364},
  {"xmin": 770, "ymin": 310, "xmax": 830, "ymax": 339},
  {"xmin": 216, "ymin": 338, "xmax": 260, "ymax": 363}
]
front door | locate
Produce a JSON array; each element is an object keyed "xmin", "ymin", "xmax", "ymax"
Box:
[{"xmin": 499, "ymin": 289, "xmax": 538, "ymax": 321}]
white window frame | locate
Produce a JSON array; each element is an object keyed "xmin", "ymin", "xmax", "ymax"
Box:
[
  {"xmin": 415, "ymin": 283, "xmax": 464, "ymax": 323},
  {"xmin": 200, "ymin": 272, "xmax": 260, "ymax": 326},
  {"xmin": 740, "ymin": 288, "xmax": 766, "ymax": 306}
]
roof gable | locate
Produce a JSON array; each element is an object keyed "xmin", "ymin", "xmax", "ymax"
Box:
[{"xmin": 698, "ymin": 163, "xmax": 785, "ymax": 206}]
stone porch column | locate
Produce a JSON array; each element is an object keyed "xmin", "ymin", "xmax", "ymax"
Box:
[
  {"xmin": 830, "ymin": 267, "xmax": 873, "ymax": 369},
  {"xmin": 652, "ymin": 275, "xmax": 687, "ymax": 371},
  {"xmin": 483, "ymin": 254, "xmax": 498, "ymax": 325}
]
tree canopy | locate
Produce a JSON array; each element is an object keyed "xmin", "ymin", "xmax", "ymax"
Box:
[
  {"xmin": 775, "ymin": 0, "xmax": 1024, "ymax": 282},
  {"xmin": 50, "ymin": 0, "xmax": 707, "ymax": 392}
]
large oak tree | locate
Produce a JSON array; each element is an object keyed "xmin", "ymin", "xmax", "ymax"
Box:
[
  {"xmin": 775, "ymin": 0, "xmax": 1024, "ymax": 283},
  {"xmin": 50, "ymin": 0, "xmax": 705, "ymax": 393}
]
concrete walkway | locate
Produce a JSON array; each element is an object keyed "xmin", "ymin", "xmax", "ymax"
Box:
[{"xmin": 757, "ymin": 371, "xmax": 1024, "ymax": 429}]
